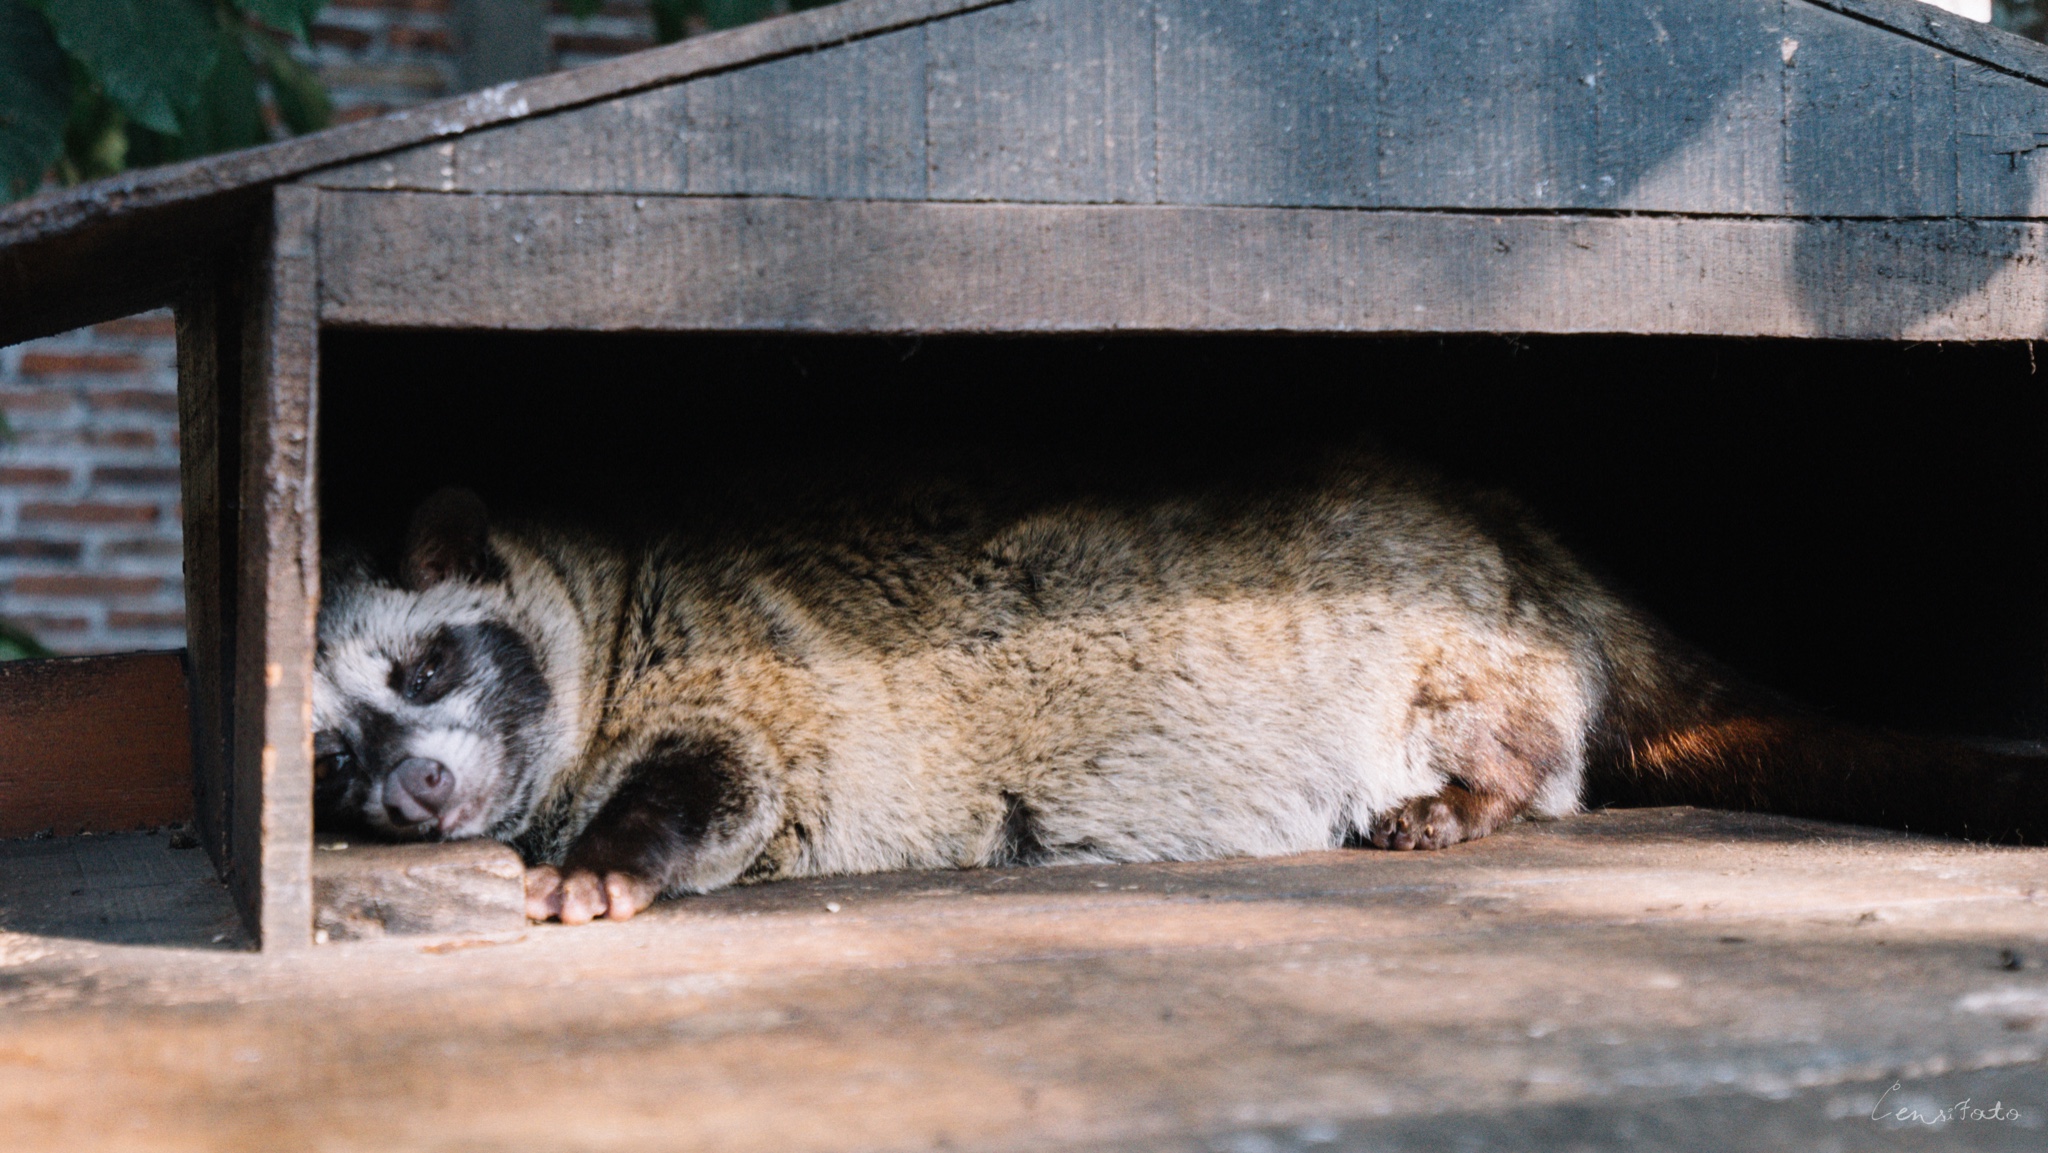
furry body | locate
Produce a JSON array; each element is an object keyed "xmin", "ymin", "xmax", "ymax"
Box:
[{"xmin": 313, "ymin": 457, "xmax": 2048, "ymax": 922}]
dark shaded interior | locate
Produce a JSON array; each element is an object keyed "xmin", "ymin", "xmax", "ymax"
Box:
[{"xmin": 320, "ymin": 331, "xmax": 2048, "ymax": 740}]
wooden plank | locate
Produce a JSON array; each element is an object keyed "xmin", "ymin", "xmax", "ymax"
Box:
[
  {"xmin": 313, "ymin": 841, "xmax": 527, "ymax": 942},
  {"xmin": 687, "ymin": 25, "xmax": 929, "ymax": 200},
  {"xmin": 5, "ymin": 810, "xmax": 2048, "ymax": 1148},
  {"xmin": 1783, "ymin": 2, "xmax": 1958, "ymax": 217},
  {"xmin": 297, "ymin": 0, "xmax": 2048, "ymax": 221},
  {"xmin": 1152, "ymin": 0, "xmax": 1376, "ymax": 207},
  {"xmin": 1372, "ymin": 0, "xmax": 1596, "ymax": 210},
  {"xmin": 1594, "ymin": 0, "xmax": 1786, "ymax": 215},
  {"xmin": 1957, "ymin": 59, "xmax": 2048, "ymax": 218},
  {"xmin": 315, "ymin": 191, "xmax": 2048, "ymax": 340},
  {"xmin": 175, "ymin": 269, "xmax": 241, "ymax": 872},
  {"xmin": 230, "ymin": 186, "xmax": 322, "ymax": 951},
  {"xmin": 0, "ymin": 0, "xmax": 1017, "ymax": 344},
  {"xmin": 0, "ymin": 653, "xmax": 192, "ymax": 839},
  {"xmin": 926, "ymin": 0, "xmax": 1154, "ymax": 203}
]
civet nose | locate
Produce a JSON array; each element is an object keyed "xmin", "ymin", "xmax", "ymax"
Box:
[{"xmin": 385, "ymin": 757, "xmax": 454, "ymax": 826}]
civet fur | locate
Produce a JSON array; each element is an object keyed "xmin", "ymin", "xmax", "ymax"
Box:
[{"xmin": 312, "ymin": 457, "xmax": 2048, "ymax": 923}]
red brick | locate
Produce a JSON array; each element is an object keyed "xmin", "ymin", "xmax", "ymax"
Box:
[
  {"xmin": 20, "ymin": 502, "xmax": 160, "ymax": 526},
  {"xmin": 313, "ymin": 24, "xmax": 375, "ymax": 50},
  {"xmin": 10, "ymin": 574, "xmax": 164, "ymax": 597},
  {"xmin": 0, "ymin": 539, "xmax": 81, "ymax": 561},
  {"xmin": 8, "ymin": 614, "xmax": 88, "ymax": 634},
  {"xmin": 108, "ymin": 611, "xmax": 187, "ymax": 631},
  {"xmin": 334, "ymin": 103, "xmax": 394, "ymax": 125},
  {"xmin": 17, "ymin": 351, "xmax": 148, "ymax": 376},
  {"xmin": 0, "ymin": 466, "xmax": 71, "ymax": 486},
  {"xmin": 86, "ymin": 390, "xmax": 179, "ymax": 415},
  {"xmin": 92, "ymin": 316, "xmax": 177, "ymax": 339},
  {"xmin": 91, "ymin": 465, "xmax": 182, "ymax": 486},
  {"xmin": 100, "ymin": 539, "xmax": 183, "ymax": 559},
  {"xmin": 0, "ymin": 389, "xmax": 73, "ymax": 414},
  {"xmin": 86, "ymin": 429, "xmax": 157, "ymax": 449},
  {"xmin": 388, "ymin": 24, "xmax": 454, "ymax": 51},
  {"xmin": 553, "ymin": 31, "xmax": 654, "ymax": 55}
]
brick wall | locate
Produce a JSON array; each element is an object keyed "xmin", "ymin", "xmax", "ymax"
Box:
[{"xmin": 0, "ymin": 1, "xmax": 670, "ymax": 654}]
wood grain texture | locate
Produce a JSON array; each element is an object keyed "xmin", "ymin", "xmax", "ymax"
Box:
[
  {"xmin": 689, "ymin": 25, "xmax": 929, "ymax": 199},
  {"xmin": 0, "ymin": 653, "xmax": 193, "ymax": 838},
  {"xmin": 2, "ymin": 809, "xmax": 2046, "ymax": 1149},
  {"xmin": 315, "ymin": 191, "xmax": 2048, "ymax": 340},
  {"xmin": 1784, "ymin": 1, "xmax": 1959, "ymax": 218},
  {"xmin": 0, "ymin": 0, "xmax": 1017, "ymax": 343},
  {"xmin": 174, "ymin": 275, "xmax": 241, "ymax": 873},
  {"xmin": 927, "ymin": 0, "xmax": 1154, "ymax": 203},
  {"xmin": 230, "ymin": 187, "xmax": 322, "ymax": 951},
  {"xmin": 1595, "ymin": 0, "xmax": 1786, "ymax": 215},
  {"xmin": 313, "ymin": 841, "xmax": 528, "ymax": 942}
]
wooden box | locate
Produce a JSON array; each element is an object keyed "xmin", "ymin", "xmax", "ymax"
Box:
[{"xmin": 7, "ymin": 0, "xmax": 2048, "ymax": 948}]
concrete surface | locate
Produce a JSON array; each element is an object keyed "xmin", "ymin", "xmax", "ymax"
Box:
[{"xmin": 1, "ymin": 808, "xmax": 2045, "ymax": 1151}]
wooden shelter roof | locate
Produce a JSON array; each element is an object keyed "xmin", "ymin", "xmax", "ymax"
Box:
[{"xmin": 6, "ymin": 0, "xmax": 2048, "ymax": 345}]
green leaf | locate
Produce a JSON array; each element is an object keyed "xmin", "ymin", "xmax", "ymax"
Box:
[
  {"xmin": 168, "ymin": 23, "xmax": 266, "ymax": 160},
  {"xmin": 0, "ymin": 0, "xmax": 71, "ymax": 198},
  {"xmin": 649, "ymin": 0, "xmax": 688, "ymax": 42},
  {"xmin": 248, "ymin": 26, "xmax": 328, "ymax": 134},
  {"xmin": 0, "ymin": 619, "xmax": 52, "ymax": 661},
  {"xmin": 231, "ymin": 0, "xmax": 322, "ymax": 40},
  {"xmin": 33, "ymin": 0, "xmax": 218, "ymax": 136},
  {"xmin": 701, "ymin": 0, "xmax": 780, "ymax": 31}
]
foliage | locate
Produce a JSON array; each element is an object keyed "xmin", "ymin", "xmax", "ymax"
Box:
[
  {"xmin": 1999, "ymin": 1, "xmax": 2048, "ymax": 41},
  {"xmin": 0, "ymin": 0, "xmax": 331, "ymax": 201},
  {"xmin": 0, "ymin": 618, "xmax": 50, "ymax": 660}
]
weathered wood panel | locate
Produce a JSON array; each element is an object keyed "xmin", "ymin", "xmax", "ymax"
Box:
[
  {"xmin": 5, "ymin": 810, "xmax": 2048, "ymax": 1149},
  {"xmin": 1594, "ymin": 0, "xmax": 1786, "ymax": 215},
  {"xmin": 687, "ymin": 26, "xmax": 929, "ymax": 199},
  {"xmin": 305, "ymin": 0, "xmax": 2048, "ymax": 222},
  {"xmin": 175, "ymin": 271, "xmax": 242, "ymax": 871},
  {"xmin": 0, "ymin": 0, "xmax": 1015, "ymax": 344},
  {"xmin": 464, "ymin": 89, "xmax": 693, "ymax": 194},
  {"xmin": 926, "ymin": 0, "xmax": 1153, "ymax": 203},
  {"xmin": 1957, "ymin": 59, "xmax": 2048, "ymax": 218},
  {"xmin": 1784, "ymin": 2, "xmax": 1959, "ymax": 218},
  {"xmin": 0, "ymin": 653, "xmax": 192, "ymax": 838},
  {"xmin": 1150, "ymin": 0, "xmax": 1374, "ymax": 208},
  {"xmin": 230, "ymin": 187, "xmax": 322, "ymax": 951},
  {"xmin": 315, "ymin": 191, "xmax": 2048, "ymax": 340}
]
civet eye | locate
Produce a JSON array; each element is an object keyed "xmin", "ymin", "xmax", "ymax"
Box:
[
  {"xmin": 403, "ymin": 655, "xmax": 439, "ymax": 701},
  {"xmin": 313, "ymin": 732, "xmax": 354, "ymax": 782}
]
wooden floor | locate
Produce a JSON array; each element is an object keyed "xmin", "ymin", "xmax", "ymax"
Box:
[{"xmin": 2, "ymin": 808, "xmax": 2045, "ymax": 1151}]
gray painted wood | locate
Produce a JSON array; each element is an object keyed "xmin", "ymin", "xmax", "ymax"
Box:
[
  {"xmin": 462, "ymin": 89, "xmax": 691, "ymax": 194},
  {"xmin": 1372, "ymin": 0, "xmax": 1596, "ymax": 210},
  {"xmin": 926, "ymin": 0, "xmax": 1154, "ymax": 203},
  {"xmin": 233, "ymin": 186, "xmax": 321, "ymax": 952},
  {"xmin": 1152, "ymin": 0, "xmax": 1376, "ymax": 208},
  {"xmin": 306, "ymin": 0, "xmax": 2048, "ymax": 222},
  {"xmin": 1595, "ymin": 0, "xmax": 1786, "ymax": 215},
  {"xmin": 686, "ymin": 25, "xmax": 928, "ymax": 200},
  {"xmin": 315, "ymin": 191, "xmax": 2048, "ymax": 340},
  {"xmin": 1784, "ymin": 1, "xmax": 1958, "ymax": 218},
  {"xmin": 1958, "ymin": 59, "xmax": 2048, "ymax": 218}
]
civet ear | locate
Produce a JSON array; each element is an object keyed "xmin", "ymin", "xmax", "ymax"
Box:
[{"xmin": 401, "ymin": 488, "xmax": 504, "ymax": 590}]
